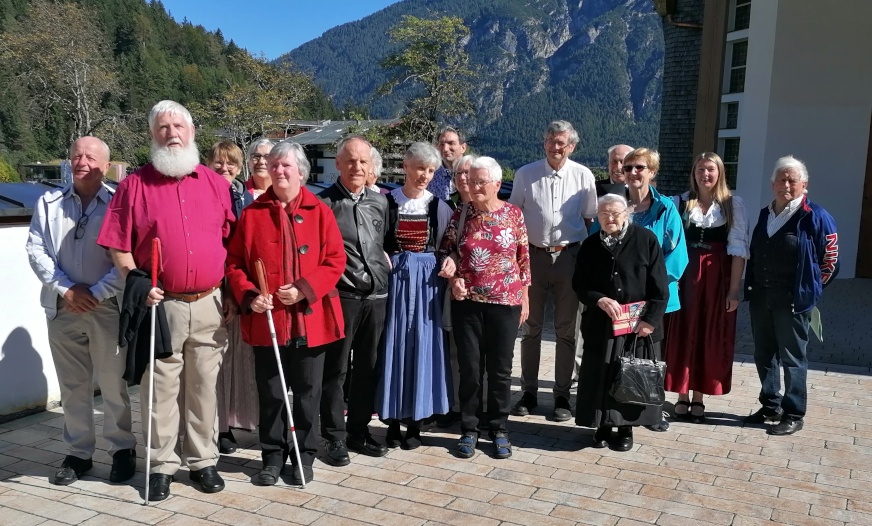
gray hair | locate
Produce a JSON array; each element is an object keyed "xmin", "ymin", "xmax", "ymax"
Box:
[
  {"xmin": 470, "ymin": 156, "xmax": 503, "ymax": 183},
  {"xmin": 148, "ymin": 100, "xmax": 194, "ymax": 133},
  {"xmin": 247, "ymin": 137, "xmax": 276, "ymax": 160},
  {"xmin": 771, "ymin": 155, "xmax": 809, "ymax": 183},
  {"xmin": 370, "ymin": 147, "xmax": 383, "ymax": 179},
  {"xmin": 544, "ymin": 120, "xmax": 579, "ymax": 145},
  {"xmin": 608, "ymin": 144, "xmax": 633, "ymax": 156},
  {"xmin": 597, "ymin": 193, "xmax": 629, "ymax": 211},
  {"xmin": 335, "ymin": 134, "xmax": 372, "ymax": 158},
  {"xmin": 268, "ymin": 141, "xmax": 310, "ymax": 180},
  {"xmin": 404, "ymin": 141, "xmax": 441, "ymax": 168},
  {"xmin": 438, "ymin": 126, "xmax": 467, "ymax": 145},
  {"xmin": 453, "ymin": 154, "xmax": 478, "ymax": 173}
]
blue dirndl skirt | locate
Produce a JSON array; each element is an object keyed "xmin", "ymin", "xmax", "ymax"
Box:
[{"xmin": 375, "ymin": 251, "xmax": 452, "ymax": 420}]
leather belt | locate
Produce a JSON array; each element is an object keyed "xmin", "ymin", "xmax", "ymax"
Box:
[
  {"xmin": 531, "ymin": 241, "xmax": 579, "ymax": 253},
  {"xmin": 164, "ymin": 285, "xmax": 220, "ymax": 303}
]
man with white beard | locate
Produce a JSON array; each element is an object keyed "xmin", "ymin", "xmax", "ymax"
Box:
[{"xmin": 98, "ymin": 100, "xmax": 234, "ymax": 501}]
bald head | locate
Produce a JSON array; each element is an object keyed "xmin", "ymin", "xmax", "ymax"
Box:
[
  {"xmin": 607, "ymin": 144, "xmax": 633, "ymax": 183},
  {"xmin": 72, "ymin": 136, "xmax": 111, "ymax": 163},
  {"xmin": 70, "ymin": 136, "xmax": 111, "ymax": 192}
]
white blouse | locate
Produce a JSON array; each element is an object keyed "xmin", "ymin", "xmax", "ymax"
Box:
[
  {"xmin": 390, "ymin": 188, "xmax": 454, "ymax": 248},
  {"xmin": 680, "ymin": 192, "xmax": 750, "ymax": 259}
]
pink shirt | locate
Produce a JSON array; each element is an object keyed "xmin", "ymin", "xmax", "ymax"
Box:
[{"xmin": 97, "ymin": 163, "xmax": 234, "ymax": 293}]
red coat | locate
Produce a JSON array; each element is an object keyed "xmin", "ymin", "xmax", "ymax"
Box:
[{"xmin": 226, "ymin": 186, "xmax": 346, "ymax": 348}]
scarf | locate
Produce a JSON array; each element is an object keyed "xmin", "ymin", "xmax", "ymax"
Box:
[
  {"xmin": 275, "ymin": 191, "xmax": 307, "ymax": 343},
  {"xmin": 600, "ymin": 221, "xmax": 629, "ymax": 250}
]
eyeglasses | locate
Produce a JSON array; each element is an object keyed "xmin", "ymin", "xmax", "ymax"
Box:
[
  {"xmin": 251, "ymin": 154, "xmax": 269, "ymax": 162},
  {"xmin": 622, "ymin": 165, "xmax": 648, "ymax": 172},
  {"xmin": 74, "ymin": 213, "xmax": 90, "ymax": 240},
  {"xmin": 468, "ymin": 180, "xmax": 493, "ymax": 188},
  {"xmin": 596, "ymin": 210, "xmax": 628, "ymax": 220}
]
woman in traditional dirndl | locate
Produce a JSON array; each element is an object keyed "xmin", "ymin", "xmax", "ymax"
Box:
[
  {"xmin": 663, "ymin": 152, "xmax": 749, "ymax": 423},
  {"xmin": 375, "ymin": 142, "xmax": 454, "ymax": 449}
]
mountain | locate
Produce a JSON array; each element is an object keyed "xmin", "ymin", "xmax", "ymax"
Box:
[{"xmin": 282, "ymin": 0, "xmax": 663, "ymax": 170}]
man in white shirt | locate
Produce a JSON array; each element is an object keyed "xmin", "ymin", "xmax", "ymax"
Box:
[
  {"xmin": 508, "ymin": 120, "xmax": 597, "ymax": 421},
  {"xmin": 25, "ymin": 136, "xmax": 135, "ymax": 486}
]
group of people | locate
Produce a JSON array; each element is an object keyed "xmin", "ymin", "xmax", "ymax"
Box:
[{"xmin": 24, "ymin": 100, "xmax": 839, "ymax": 501}]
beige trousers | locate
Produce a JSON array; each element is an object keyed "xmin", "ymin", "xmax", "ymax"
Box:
[
  {"xmin": 48, "ymin": 297, "xmax": 135, "ymax": 459},
  {"xmin": 140, "ymin": 289, "xmax": 227, "ymax": 474}
]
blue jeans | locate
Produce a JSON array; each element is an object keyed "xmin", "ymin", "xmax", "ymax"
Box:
[{"xmin": 749, "ymin": 288, "xmax": 811, "ymax": 420}]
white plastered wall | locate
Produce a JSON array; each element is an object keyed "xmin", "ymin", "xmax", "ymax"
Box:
[{"xmin": 736, "ymin": 0, "xmax": 872, "ymax": 278}]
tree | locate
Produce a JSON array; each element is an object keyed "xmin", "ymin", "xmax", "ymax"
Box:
[
  {"xmin": 0, "ymin": 0, "xmax": 121, "ymax": 147},
  {"xmin": 379, "ymin": 15, "xmax": 477, "ymax": 143},
  {"xmin": 192, "ymin": 52, "xmax": 316, "ymax": 156}
]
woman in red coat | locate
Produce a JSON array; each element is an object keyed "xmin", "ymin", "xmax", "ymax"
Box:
[{"xmin": 226, "ymin": 141, "xmax": 346, "ymax": 487}]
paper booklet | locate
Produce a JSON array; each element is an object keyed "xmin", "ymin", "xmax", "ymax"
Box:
[{"xmin": 612, "ymin": 301, "xmax": 647, "ymax": 336}]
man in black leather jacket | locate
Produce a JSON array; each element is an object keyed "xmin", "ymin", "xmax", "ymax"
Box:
[{"xmin": 318, "ymin": 135, "xmax": 391, "ymax": 465}]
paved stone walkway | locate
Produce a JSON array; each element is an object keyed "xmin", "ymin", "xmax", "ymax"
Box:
[{"xmin": 1, "ymin": 280, "xmax": 871, "ymax": 525}]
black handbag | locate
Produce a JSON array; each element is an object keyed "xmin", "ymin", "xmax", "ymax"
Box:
[{"xmin": 608, "ymin": 334, "xmax": 666, "ymax": 406}]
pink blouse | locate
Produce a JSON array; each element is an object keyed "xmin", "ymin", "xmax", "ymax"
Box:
[{"xmin": 439, "ymin": 203, "xmax": 531, "ymax": 306}]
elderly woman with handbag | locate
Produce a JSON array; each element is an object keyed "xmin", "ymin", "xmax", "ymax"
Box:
[{"xmin": 572, "ymin": 194, "xmax": 669, "ymax": 452}]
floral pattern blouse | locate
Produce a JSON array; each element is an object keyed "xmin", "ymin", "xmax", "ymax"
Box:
[{"xmin": 438, "ymin": 202, "xmax": 531, "ymax": 306}]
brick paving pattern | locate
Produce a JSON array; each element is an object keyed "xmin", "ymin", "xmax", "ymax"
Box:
[{"xmin": 1, "ymin": 279, "xmax": 870, "ymax": 525}]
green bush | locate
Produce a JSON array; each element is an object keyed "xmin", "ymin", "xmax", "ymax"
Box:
[{"xmin": 0, "ymin": 156, "xmax": 20, "ymax": 182}]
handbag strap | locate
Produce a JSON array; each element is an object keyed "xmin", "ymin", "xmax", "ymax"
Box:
[{"xmin": 622, "ymin": 333, "xmax": 658, "ymax": 364}]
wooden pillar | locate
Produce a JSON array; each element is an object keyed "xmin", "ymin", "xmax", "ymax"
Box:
[{"xmin": 692, "ymin": 0, "xmax": 730, "ymax": 155}]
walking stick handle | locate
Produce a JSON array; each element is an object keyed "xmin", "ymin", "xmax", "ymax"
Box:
[
  {"xmin": 254, "ymin": 258, "xmax": 269, "ymax": 296},
  {"xmin": 151, "ymin": 238, "xmax": 161, "ymax": 288}
]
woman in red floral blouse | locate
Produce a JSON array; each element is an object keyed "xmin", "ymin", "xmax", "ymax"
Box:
[{"xmin": 438, "ymin": 156, "xmax": 530, "ymax": 460}]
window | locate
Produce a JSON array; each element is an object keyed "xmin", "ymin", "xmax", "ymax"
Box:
[
  {"xmin": 728, "ymin": 40, "xmax": 748, "ymax": 93},
  {"xmin": 733, "ymin": 0, "xmax": 751, "ymax": 31},
  {"xmin": 721, "ymin": 138, "xmax": 740, "ymax": 188},
  {"xmin": 721, "ymin": 102, "xmax": 739, "ymax": 130}
]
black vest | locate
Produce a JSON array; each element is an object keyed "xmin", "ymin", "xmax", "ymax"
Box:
[
  {"xmin": 384, "ymin": 193, "xmax": 441, "ymax": 254},
  {"xmin": 679, "ymin": 198, "xmax": 728, "ymax": 247},
  {"xmin": 750, "ymin": 211, "xmax": 801, "ymax": 290}
]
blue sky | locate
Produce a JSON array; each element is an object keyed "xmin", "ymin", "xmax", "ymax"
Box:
[{"xmin": 161, "ymin": 1, "xmax": 400, "ymax": 59}]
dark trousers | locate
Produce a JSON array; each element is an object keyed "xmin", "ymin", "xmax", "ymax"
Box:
[
  {"xmin": 452, "ymin": 299, "xmax": 520, "ymax": 436},
  {"xmin": 749, "ymin": 288, "xmax": 811, "ymax": 420},
  {"xmin": 253, "ymin": 343, "xmax": 325, "ymax": 468},
  {"xmin": 320, "ymin": 295, "xmax": 387, "ymax": 440}
]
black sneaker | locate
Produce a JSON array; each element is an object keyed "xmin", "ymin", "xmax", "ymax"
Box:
[
  {"xmin": 510, "ymin": 392, "xmax": 537, "ymax": 417},
  {"xmin": 744, "ymin": 407, "xmax": 783, "ymax": 424},
  {"xmin": 552, "ymin": 396, "xmax": 572, "ymax": 422},
  {"xmin": 323, "ymin": 440, "xmax": 350, "ymax": 466}
]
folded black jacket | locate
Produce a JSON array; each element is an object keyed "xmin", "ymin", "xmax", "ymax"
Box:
[{"xmin": 119, "ymin": 269, "xmax": 172, "ymax": 385}]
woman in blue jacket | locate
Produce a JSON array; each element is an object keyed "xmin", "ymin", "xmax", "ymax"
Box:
[
  {"xmin": 590, "ymin": 147, "xmax": 688, "ymax": 432},
  {"xmin": 744, "ymin": 156, "xmax": 838, "ymax": 436}
]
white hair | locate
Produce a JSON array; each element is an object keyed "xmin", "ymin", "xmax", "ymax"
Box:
[
  {"xmin": 247, "ymin": 137, "xmax": 276, "ymax": 160},
  {"xmin": 404, "ymin": 142, "xmax": 441, "ymax": 168},
  {"xmin": 597, "ymin": 193, "xmax": 629, "ymax": 211},
  {"xmin": 607, "ymin": 144, "xmax": 633, "ymax": 156},
  {"xmin": 147, "ymin": 100, "xmax": 194, "ymax": 134},
  {"xmin": 269, "ymin": 141, "xmax": 310, "ymax": 179},
  {"xmin": 771, "ymin": 155, "xmax": 809, "ymax": 183},
  {"xmin": 453, "ymin": 154, "xmax": 477, "ymax": 173},
  {"xmin": 470, "ymin": 156, "xmax": 503, "ymax": 183},
  {"xmin": 371, "ymin": 147, "xmax": 383, "ymax": 179}
]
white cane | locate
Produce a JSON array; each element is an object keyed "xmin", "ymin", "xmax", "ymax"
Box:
[
  {"xmin": 144, "ymin": 238, "xmax": 161, "ymax": 505},
  {"xmin": 255, "ymin": 259, "xmax": 306, "ymax": 488}
]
